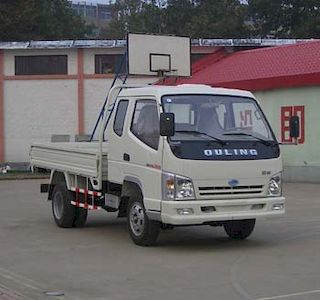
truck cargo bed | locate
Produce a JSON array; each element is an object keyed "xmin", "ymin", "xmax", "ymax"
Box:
[{"xmin": 30, "ymin": 142, "xmax": 108, "ymax": 179}]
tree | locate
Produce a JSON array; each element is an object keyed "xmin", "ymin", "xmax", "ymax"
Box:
[
  {"xmin": 248, "ymin": 0, "xmax": 320, "ymax": 38},
  {"xmin": 101, "ymin": 0, "xmax": 320, "ymax": 39},
  {"xmin": 188, "ymin": 0, "xmax": 249, "ymax": 38},
  {"xmin": 103, "ymin": 0, "xmax": 249, "ymax": 39},
  {"xmin": 162, "ymin": 0, "xmax": 196, "ymax": 36},
  {"xmin": 0, "ymin": 0, "xmax": 90, "ymax": 41},
  {"xmin": 101, "ymin": 0, "xmax": 164, "ymax": 39}
]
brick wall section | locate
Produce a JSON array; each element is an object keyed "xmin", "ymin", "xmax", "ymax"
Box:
[
  {"xmin": 0, "ymin": 50, "xmax": 4, "ymax": 162},
  {"xmin": 77, "ymin": 49, "xmax": 85, "ymax": 134}
]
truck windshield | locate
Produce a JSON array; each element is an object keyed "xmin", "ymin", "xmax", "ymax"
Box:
[{"xmin": 162, "ymin": 94, "xmax": 275, "ymax": 142}]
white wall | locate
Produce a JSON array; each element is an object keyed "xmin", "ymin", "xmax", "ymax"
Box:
[
  {"xmin": 255, "ymin": 86, "xmax": 320, "ymax": 182},
  {"xmin": 2, "ymin": 47, "xmax": 159, "ymax": 162},
  {"xmin": 0, "ymin": 45, "xmax": 212, "ymax": 163},
  {"xmin": 4, "ymin": 80, "xmax": 77, "ymax": 162}
]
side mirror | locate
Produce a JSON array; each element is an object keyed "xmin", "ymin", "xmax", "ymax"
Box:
[
  {"xmin": 160, "ymin": 113, "xmax": 175, "ymax": 137},
  {"xmin": 289, "ymin": 116, "xmax": 300, "ymax": 138}
]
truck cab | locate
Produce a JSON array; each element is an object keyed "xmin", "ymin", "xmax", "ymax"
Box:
[{"xmin": 105, "ymin": 84, "xmax": 284, "ymax": 244}]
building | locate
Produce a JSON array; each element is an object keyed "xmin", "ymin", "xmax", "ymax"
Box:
[
  {"xmin": 0, "ymin": 39, "xmax": 219, "ymax": 165},
  {"xmin": 175, "ymin": 40, "xmax": 320, "ymax": 182},
  {"xmin": 70, "ymin": 1, "xmax": 113, "ymax": 24},
  {"xmin": 0, "ymin": 38, "xmax": 318, "ymax": 182}
]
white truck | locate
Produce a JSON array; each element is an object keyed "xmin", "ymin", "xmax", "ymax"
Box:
[{"xmin": 30, "ymin": 83, "xmax": 298, "ymax": 246}]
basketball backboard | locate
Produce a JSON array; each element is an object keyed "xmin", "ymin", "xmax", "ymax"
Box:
[{"xmin": 127, "ymin": 33, "xmax": 191, "ymax": 77}]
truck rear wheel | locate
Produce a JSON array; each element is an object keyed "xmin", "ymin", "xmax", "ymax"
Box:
[
  {"xmin": 127, "ymin": 197, "xmax": 160, "ymax": 246},
  {"xmin": 73, "ymin": 208, "xmax": 88, "ymax": 227},
  {"xmin": 52, "ymin": 184, "xmax": 76, "ymax": 228},
  {"xmin": 223, "ymin": 219, "xmax": 255, "ymax": 240}
]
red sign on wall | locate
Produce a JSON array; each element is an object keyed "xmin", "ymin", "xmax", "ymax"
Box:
[
  {"xmin": 240, "ymin": 110, "xmax": 253, "ymax": 128},
  {"xmin": 281, "ymin": 106, "xmax": 305, "ymax": 144}
]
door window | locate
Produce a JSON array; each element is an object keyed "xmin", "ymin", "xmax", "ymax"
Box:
[
  {"xmin": 131, "ymin": 100, "xmax": 160, "ymax": 150},
  {"xmin": 113, "ymin": 100, "xmax": 129, "ymax": 136}
]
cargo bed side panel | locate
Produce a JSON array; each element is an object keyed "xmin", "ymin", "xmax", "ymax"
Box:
[{"xmin": 30, "ymin": 143, "xmax": 108, "ymax": 179}]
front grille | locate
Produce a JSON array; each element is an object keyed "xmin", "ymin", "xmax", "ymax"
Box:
[{"xmin": 198, "ymin": 185, "xmax": 263, "ymax": 196}]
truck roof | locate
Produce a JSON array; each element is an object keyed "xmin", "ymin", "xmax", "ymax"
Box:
[{"xmin": 118, "ymin": 84, "xmax": 254, "ymax": 99}]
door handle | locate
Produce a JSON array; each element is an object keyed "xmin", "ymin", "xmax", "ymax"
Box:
[{"xmin": 123, "ymin": 153, "xmax": 130, "ymax": 161}]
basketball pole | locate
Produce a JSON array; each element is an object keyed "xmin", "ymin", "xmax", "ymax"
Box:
[{"xmin": 90, "ymin": 50, "xmax": 129, "ymax": 141}]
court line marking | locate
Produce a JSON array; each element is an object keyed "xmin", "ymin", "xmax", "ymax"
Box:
[
  {"xmin": 256, "ymin": 289, "xmax": 320, "ymax": 300},
  {"xmin": 0, "ymin": 267, "xmax": 78, "ymax": 300},
  {"xmin": 229, "ymin": 255, "xmax": 254, "ymax": 300},
  {"xmin": 0, "ymin": 270, "xmax": 40, "ymax": 292},
  {"xmin": 0, "ymin": 283, "xmax": 34, "ymax": 300}
]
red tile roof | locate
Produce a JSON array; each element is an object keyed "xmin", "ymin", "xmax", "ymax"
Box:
[{"xmin": 178, "ymin": 40, "xmax": 320, "ymax": 91}]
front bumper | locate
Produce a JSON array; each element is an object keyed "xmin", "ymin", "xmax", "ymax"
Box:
[{"xmin": 160, "ymin": 196, "xmax": 285, "ymax": 225}]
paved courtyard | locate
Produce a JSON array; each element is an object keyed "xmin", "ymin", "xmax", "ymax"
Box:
[{"xmin": 0, "ymin": 180, "xmax": 319, "ymax": 300}]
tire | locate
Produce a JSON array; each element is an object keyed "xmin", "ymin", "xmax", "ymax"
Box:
[
  {"xmin": 73, "ymin": 207, "xmax": 88, "ymax": 227},
  {"xmin": 52, "ymin": 184, "xmax": 76, "ymax": 228},
  {"xmin": 223, "ymin": 219, "xmax": 256, "ymax": 240},
  {"xmin": 127, "ymin": 197, "xmax": 160, "ymax": 246}
]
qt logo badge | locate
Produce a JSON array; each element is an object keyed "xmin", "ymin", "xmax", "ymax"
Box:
[{"xmin": 228, "ymin": 179, "xmax": 239, "ymax": 187}]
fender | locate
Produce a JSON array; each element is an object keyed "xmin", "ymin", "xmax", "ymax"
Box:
[
  {"xmin": 122, "ymin": 176, "xmax": 161, "ymax": 221},
  {"xmin": 50, "ymin": 170, "xmax": 72, "ymax": 189},
  {"xmin": 47, "ymin": 170, "xmax": 71, "ymax": 200},
  {"xmin": 123, "ymin": 176, "xmax": 143, "ymax": 192}
]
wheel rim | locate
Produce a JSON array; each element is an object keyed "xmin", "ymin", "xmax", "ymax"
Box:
[
  {"xmin": 53, "ymin": 192, "xmax": 64, "ymax": 219},
  {"xmin": 129, "ymin": 202, "xmax": 145, "ymax": 237}
]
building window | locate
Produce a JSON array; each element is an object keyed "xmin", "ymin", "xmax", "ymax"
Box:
[
  {"xmin": 95, "ymin": 54, "xmax": 125, "ymax": 74},
  {"xmin": 86, "ymin": 6, "xmax": 97, "ymax": 18},
  {"xmin": 72, "ymin": 4, "xmax": 85, "ymax": 17},
  {"xmin": 131, "ymin": 100, "xmax": 160, "ymax": 150},
  {"xmin": 99, "ymin": 10, "xmax": 111, "ymax": 21},
  {"xmin": 15, "ymin": 55, "xmax": 68, "ymax": 76}
]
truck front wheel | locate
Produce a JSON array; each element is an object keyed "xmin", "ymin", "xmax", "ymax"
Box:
[
  {"xmin": 52, "ymin": 184, "xmax": 76, "ymax": 228},
  {"xmin": 223, "ymin": 219, "xmax": 255, "ymax": 240},
  {"xmin": 127, "ymin": 197, "xmax": 160, "ymax": 246}
]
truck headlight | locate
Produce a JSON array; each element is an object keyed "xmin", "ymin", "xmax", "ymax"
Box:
[
  {"xmin": 268, "ymin": 173, "xmax": 282, "ymax": 197},
  {"xmin": 175, "ymin": 175, "xmax": 195, "ymax": 200},
  {"xmin": 162, "ymin": 172, "xmax": 195, "ymax": 200}
]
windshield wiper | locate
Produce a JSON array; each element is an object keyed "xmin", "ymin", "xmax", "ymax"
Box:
[
  {"xmin": 223, "ymin": 132, "xmax": 276, "ymax": 146},
  {"xmin": 175, "ymin": 130, "xmax": 226, "ymax": 145}
]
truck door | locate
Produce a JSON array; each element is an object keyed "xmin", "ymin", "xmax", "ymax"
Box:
[
  {"xmin": 121, "ymin": 98, "xmax": 163, "ymax": 211},
  {"xmin": 108, "ymin": 98, "xmax": 129, "ymax": 181}
]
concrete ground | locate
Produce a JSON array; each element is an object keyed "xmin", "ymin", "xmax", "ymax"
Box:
[{"xmin": 0, "ymin": 180, "xmax": 319, "ymax": 300}]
